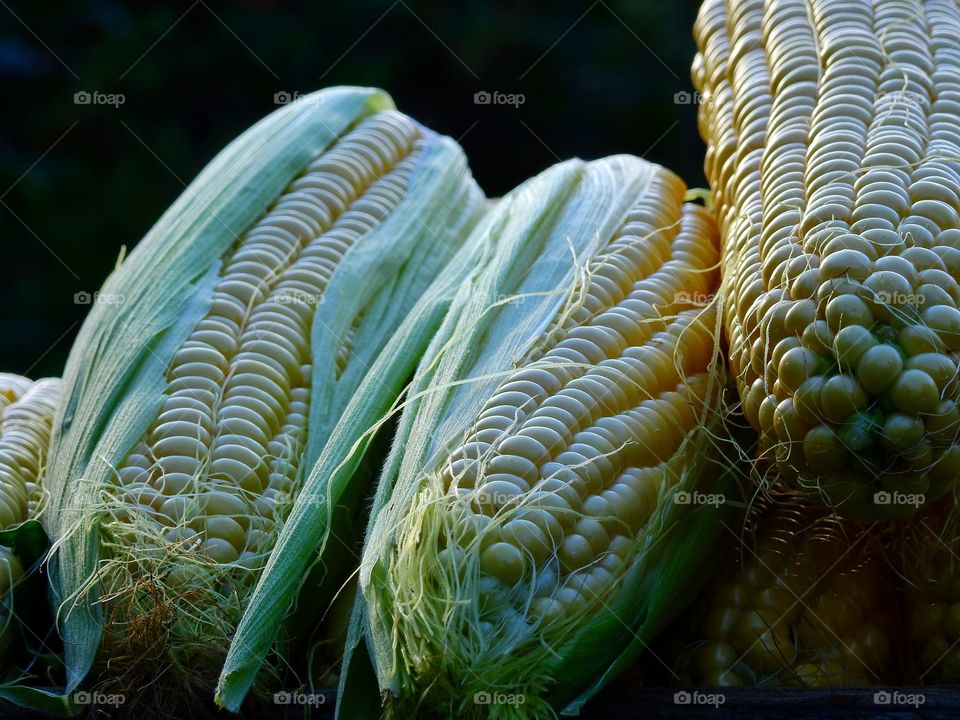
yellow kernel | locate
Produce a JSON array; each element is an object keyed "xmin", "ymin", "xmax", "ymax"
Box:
[
  {"xmin": 899, "ymin": 325, "xmax": 946, "ymax": 356},
  {"xmin": 825, "ymin": 295, "xmax": 873, "ymax": 331},
  {"xmin": 558, "ymin": 533, "xmax": 594, "ymax": 573},
  {"xmin": 924, "ymin": 305, "xmax": 960, "ymax": 350},
  {"xmin": 803, "ymin": 425, "xmax": 848, "ymax": 471},
  {"xmin": 881, "ymin": 413, "xmax": 925, "ymax": 452},
  {"xmin": 905, "ymin": 353, "xmax": 957, "ymax": 393},
  {"xmin": 856, "ymin": 344, "xmax": 903, "ymax": 395},
  {"xmin": 793, "ymin": 376, "xmax": 828, "ymax": 424},
  {"xmin": 501, "ymin": 518, "xmax": 552, "ymax": 564},
  {"xmin": 890, "ymin": 369, "xmax": 941, "ymax": 415},
  {"xmin": 778, "ymin": 347, "xmax": 821, "ymax": 393},
  {"xmin": 202, "ymin": 538, "xmax": 240, "ymax": 563},
  {"xmin": 801, "ymin": 320, "xmax": 835, "ymax": 354},
  {"xmin": 693, "ymin": 641, "xmax": 739, "ymax": 680},
  {"xmin": 480, "ymin": 542, "xmax": 525, "ymax": 585},
  {"xmin": 204, "ymin": 516, "xmax": 246, "ymax": 551},
  {"xmin": 703, "ymin": 607, "xmax": 740, "ymax": 641},
  {"xmin": 475, "ymin": 479, "xmax": 526, "ymax": 514},
  {"xmin": 820, "ymin": 374, "xmax": 867, "ymax": 423},
  {"xmin": 529, "ymin": 597, "xmax": 564, "ymax": 626},
  {"xmin": 833, "ymin": 325, "xmax": 877, "ymax": 370}
]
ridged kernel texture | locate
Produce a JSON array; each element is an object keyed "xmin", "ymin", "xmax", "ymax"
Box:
[
  {"xmin": 694, "ymin": 0, "xmax": 960, "ymax": 517},
  {"xmin": 0, "ymin": 374, "xmax": 61, "ymax": 526},
  {"xmin": 436, "ymin": 167, "xmax": 721, "ymax": 628},
  {"xmin": 0, "ymin": 373, "xmax": 61, "ymax": 594},
  {"xmin": 897, "ymin": 496, "xmax": 960, "ymax": 682},
  {"xmin": 112, "ymin": 111, "xmax": 424, "ymax": 568},
  {"xmin": 670, "ymin": 495, "xmax": 897, "ymax": 687}
]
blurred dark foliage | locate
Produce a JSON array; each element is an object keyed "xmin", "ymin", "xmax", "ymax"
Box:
[{"xmin": 0, "ymin": 0, "xmax": 703, "ymax": 377}]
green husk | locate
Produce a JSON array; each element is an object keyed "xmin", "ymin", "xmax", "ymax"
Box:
[
  {"xmin": 0, "ymin": 521, "xmax": 75, "ymax": 717},
  {"xmin": 216, "ymin": 217, "xmax": 492, "ymax": 710},
  {"xmin": 340, "ymin": 155, "xmax": 743, "ymax": 718},
  {"xmin": 42, "ymin": 85, "xmax": 484, "ymax": 701}
]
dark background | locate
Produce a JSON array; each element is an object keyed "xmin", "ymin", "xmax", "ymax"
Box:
[{"xmin": 0, "ymin": 0, "xmax": 704, "ymax": 378}]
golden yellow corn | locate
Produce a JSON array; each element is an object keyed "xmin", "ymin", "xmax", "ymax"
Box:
[
  {"xmin": 693, "ymin": 0, "xmax": 960, "ymax": 518},
  {"xmin": 353, "ymin": 156, "xmax": 736, "ymax": 718},
  {"xmin": 44, "ymin": 87, "xmax": 483, "ymax": 700},
  {"xmin": 896, "ymin": 493, "xmax": 960, "ymax": 682},
  {"xmin": 668, "ymin": 493, "xmax": 898, "ymax": 687},
  {"xmin": 0, "ymin": 374, "xmax": 60, "ymax": 527},
  {"xmin": 112, "ymin": 110, "xmax": 430, "ymax": 566},
  {"xmin": 0, "ymin": 373, "xmax": 61, "ymax": 594}
]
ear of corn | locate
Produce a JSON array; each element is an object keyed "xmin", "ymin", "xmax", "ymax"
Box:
[
  {"xmin": 328, "ymin": 155, "xmax": 740, "ymax": 718},
  {"xmin": 0, "ymin": 373, "xmax": 61, "ymax": 596},
  {"xmin": 0, "ymin": 374, "xmax": 61, "ymax": 534},
  {"xmin": 895, "ymin": 492, "xmax": 960, "ymax": 682},
  {"xmin": 43, "ymin": 86, "xmax": 484, "ymax": 699},
  {"xmin": 667, "ymin": 492, "xmax": 898, "ymax": 688},
  {"xmin": 217, "ymin": 232, "xmax": 493, "ymax": 711},
  {"xmin": 693, "ymin": 0, "xmax": 960, "ymax": 519},
  {"xmin": 0, "ymin": 374, "xmax": 70, "ymax": 717}
]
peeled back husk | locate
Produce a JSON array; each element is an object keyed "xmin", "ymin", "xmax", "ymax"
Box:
[
  {"xmin": 42, "ymin": 86, "xmax": 484, "ymax": 701},
  {"xmin": 343, "ymin": 155, "xmax": 743, "ymax": 718}
]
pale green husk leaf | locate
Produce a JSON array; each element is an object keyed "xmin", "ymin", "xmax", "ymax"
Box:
[
  {"xmin": 43, "ymin": 85, "xmax": 484, "ymax": 698},
  {"xmin": 341, "ymin": 155, "xmax": 742, "ymax": 718}
]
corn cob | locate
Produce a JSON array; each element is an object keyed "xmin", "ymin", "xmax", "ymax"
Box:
[
  {"xmin": 693, "ymin": 0, "xmax": 960, "ymax": 518},
  {"xmin": 0, "ymin": 375, "xmax": 60, "ymax": 525},
  {"xmin": 668, "ymin": 493, "xmax": 898, "ymax": 687},
  {"xmin": 896, "ymin": 493, "xmax": 960, "ymax": 682},
  {"xmin": 0, "ymin": 372, "xmax": 60, "ymax": 685},
  {"xmin": 43, "ymin": 87, "xmax": 483, "ymax": 701},
  {"xmin": 347, "ymin": 156, "xmax": 737, "ymax": 719},
  {"xmin": 0, "ymin": 374, "xmax": 61, "ymax": 594}
]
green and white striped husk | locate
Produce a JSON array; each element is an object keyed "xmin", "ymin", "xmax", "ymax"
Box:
[
  {"xmin": 337, "ymin": 156, "xmax": 743, "ymax": 718},
  {"xmin": 42, "ymin": 86, "xmax": 484, "ymax": 699}
]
